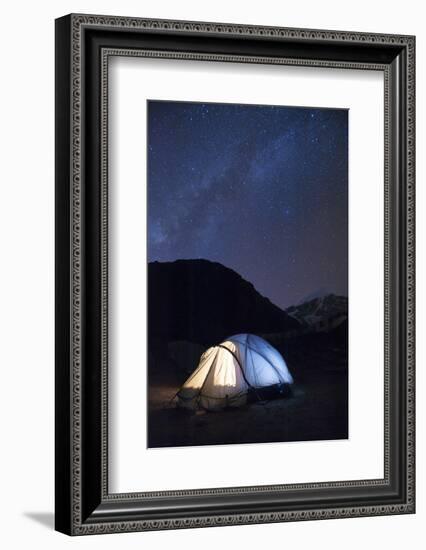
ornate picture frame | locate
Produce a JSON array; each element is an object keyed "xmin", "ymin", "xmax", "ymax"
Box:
[{"xmin": 55, "ymin": 14, "xmax": 415, "ymax": 535}]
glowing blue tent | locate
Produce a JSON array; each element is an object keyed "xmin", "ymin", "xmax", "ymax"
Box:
[{"xmin": 176, "ymin": 334, "xmax": 293, "ymax": 411}]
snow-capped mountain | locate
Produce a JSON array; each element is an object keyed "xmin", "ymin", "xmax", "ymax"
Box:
[{"xmin": 285, "ymin": 294, "xmax": 348, "ymax": 328}]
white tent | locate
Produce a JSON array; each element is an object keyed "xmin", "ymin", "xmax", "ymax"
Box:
[{"xmin": 176, "ymin": 334, "xmax": 293, "ymax": 411}]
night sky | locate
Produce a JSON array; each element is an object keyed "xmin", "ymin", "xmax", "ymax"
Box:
[{"xmin": 147, "ymin": 100, "xmax": 348, "ymax": 309}]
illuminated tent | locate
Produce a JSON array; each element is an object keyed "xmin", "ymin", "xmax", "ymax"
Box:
[{"xmin": 176, "ymin": 334, "xmax": 293, "ymax": 411}]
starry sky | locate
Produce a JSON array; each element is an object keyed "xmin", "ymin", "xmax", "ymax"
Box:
[{"xmin": 147, "ymin": 100, "xmax": 348, "ymax": 309}]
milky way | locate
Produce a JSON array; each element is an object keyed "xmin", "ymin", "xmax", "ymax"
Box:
[{"xmin": 147, "ymin": 100, "xmax": 348, "ymax": 309}]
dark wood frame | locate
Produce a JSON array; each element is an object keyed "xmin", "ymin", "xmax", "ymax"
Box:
[{"xmin": 55, "ymin": 13, "xmax": 415, "ymax": 535}]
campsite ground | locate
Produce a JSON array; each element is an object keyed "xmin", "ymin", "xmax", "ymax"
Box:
[{"xmin": 147, "ymin": 331, "xmax": 348, "ymax": 448}]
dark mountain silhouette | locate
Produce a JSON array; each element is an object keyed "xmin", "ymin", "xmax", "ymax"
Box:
[{"xmin": 148, "ymin": 259, "xmax": 300, "ymax": 346}]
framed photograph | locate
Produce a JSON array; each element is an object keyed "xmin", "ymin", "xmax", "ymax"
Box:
[{"xmin": 55, "ymin": 14, "xmax": 415, "ymax": 535}]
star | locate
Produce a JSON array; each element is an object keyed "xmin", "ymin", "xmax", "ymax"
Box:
[{"xmin": 147, "ymin": 100, "xmax": 348, "ymax": 308}]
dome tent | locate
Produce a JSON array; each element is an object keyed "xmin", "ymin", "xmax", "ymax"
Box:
[{"xmin": 176, "ymin": 334, "xmax": 293, "ymax": 411}]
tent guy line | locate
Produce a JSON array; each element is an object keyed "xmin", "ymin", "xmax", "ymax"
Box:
[{"xmin": 175, "ymin": 334, "xmax": 293, "ymax": 411}]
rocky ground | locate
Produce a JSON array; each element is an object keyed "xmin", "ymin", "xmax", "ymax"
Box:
[{"xmin": 147, "ymin": 333, "xmax": 348, "ymax": 448}]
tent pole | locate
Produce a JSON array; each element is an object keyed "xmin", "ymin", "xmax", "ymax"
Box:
[{"xmin": 217, "ymin": 344, "xmax": 263, "ymax": 403}]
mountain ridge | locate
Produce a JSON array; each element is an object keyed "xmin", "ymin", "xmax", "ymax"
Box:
[
  {"xmin": 148, "ymin": 258, "xmax": 300, "ymax": 346},
  {"xmin": 286, "ymin": 293, "xmax": 348, "ymax": 327}
]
